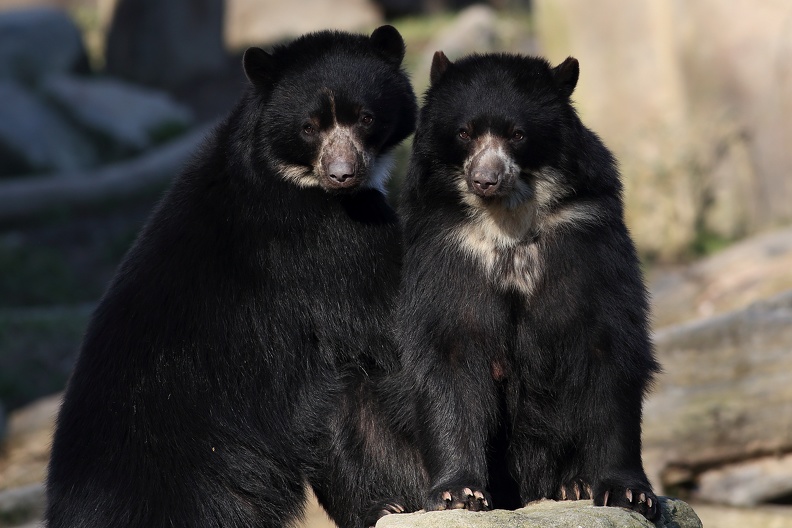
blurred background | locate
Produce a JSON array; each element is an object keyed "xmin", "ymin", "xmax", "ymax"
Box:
[{"xmin": 0, "ymin": 0, "xmax": 790, "ymax": 527}]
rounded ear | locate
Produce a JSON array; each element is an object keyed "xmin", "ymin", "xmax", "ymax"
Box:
[
  {"xmin": 370, "ymin": 25, "xmax": 406, "ymax": 66},
  {"xmin": 551, "ymin": 56, "xmax": 579, "ymax": 98},
  {"xmin": 243, "ymin": 47, "xmax": 276, "ymax": 88},
  {"xmin": 430, "ymin": 51, "xmax": 452, "ymax": 85}
]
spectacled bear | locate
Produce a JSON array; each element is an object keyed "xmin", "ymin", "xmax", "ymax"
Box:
[
  {"xmin": 388, "ymin": 52, "xmax": 661, "ymax": 521},
  {"xmin": 45, "ymin": 26, "xmax": 425, "ymax": 528}
]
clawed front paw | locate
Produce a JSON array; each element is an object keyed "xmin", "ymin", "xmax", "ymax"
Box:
[
  {"xmin": 364, "ymin": 500, "xmax": 405, "ymax": 528},
  {"xmin": 556, "ymin": 478, "xmax": 592, "ymax": 500},
  {"xmin": 425, "ymin": 484, "xmax": 492, "ymax": 512},
  {"xmin": 595, "ymin": 481, "xmax": 659, "ymax": 521}
]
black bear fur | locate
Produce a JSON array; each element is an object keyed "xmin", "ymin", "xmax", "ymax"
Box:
[
  {"xmin": 45, "ymin": 26, "xmax": 424, "ymax": 528},
  {"xmin": 389, "ymin": 51, "xmax": 661, "ymax": 520}
]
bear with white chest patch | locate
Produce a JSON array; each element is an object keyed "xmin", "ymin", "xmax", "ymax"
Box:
[{"xmin": 387, "ymin": 51, "xmax": 661, "ymax": 520}]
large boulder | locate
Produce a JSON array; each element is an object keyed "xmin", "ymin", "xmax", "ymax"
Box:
[
  {"xmin": 0, "ymin": 80, "xmax": 98, "ymax": 178},
  {"xmin": 534, "ymin": 0, "xmax": 792, "ymax": 261},
  {"xmin": 0, "ymin": 7, "xmax": 88, "ymax": 85},
  {"xmin": 643, "ymin": 290, "xmax": 792, "ymax": 497},
  {"xmin": 41, "ymin": 75, "xmax": 194, "ymax": 158},
  {"xmin": 376, "ymin": 498, "xmax": 701, "ymax": 528},
  {"xmin": 104, "ymin": 0, "xmax": 226, "ymax": 90}
]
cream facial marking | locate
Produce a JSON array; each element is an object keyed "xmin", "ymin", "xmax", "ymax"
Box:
[
  {"xmin": 277, "ymin": 162, "xmax": 321, "ymax": 188},
  {"xmin": 453, "ymin": 157, "xmax": 604, "ymax": 296}
]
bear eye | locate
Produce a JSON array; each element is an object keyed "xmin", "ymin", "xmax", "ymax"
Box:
[
  {"xmin": 458, "ymin": 129, "xmax": 471, "ymax": 141},
  {"xmin": 360, "ymin": 114, "xmax": 374, "ymax": 126},
  {"xmin": 512, "ymin": 130, "xmax": 525, "ymax": 142},
  {"xmin": 303, "ymin": 124, "xmax": 316, "ymax": 136}
]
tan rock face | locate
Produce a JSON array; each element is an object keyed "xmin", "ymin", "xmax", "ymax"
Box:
[
  {"xmin": 643, "ymin": 291, "xmax": 792, "ymax": 494},
  {"xmin": 0, "ymin": 394, "xmax": 60, "ymax": 492},
  {"xmin": 224, "ymin": 0, "xmax": 383, "ymax": 51},
  {"xmin": 649, "ymin": 226, "xmax": 792, "ymax": 328},
  {"xmin": 535, "ymin": 0, "xmax": 792, "ymax": 261}
]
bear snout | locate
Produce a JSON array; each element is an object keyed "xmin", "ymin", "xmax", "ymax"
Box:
[
  {"xmin": 326, "ymin": 159, "xmax": 358, "ymax": 185},
  {"xmin": 471, "ymin": 169, "xmax": 502, "ymax": 196}
]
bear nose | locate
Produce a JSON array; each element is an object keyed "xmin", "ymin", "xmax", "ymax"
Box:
[
  {"xmin": 473, "ymin": 171, "xmax": 501, "ymax": 194},
  {"xmin": 328, "ymin": 161, "xmax": 356, "ymax": 183}
]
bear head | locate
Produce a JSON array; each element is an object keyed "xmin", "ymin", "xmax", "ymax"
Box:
[{"xmin": 242, "ymin": 25, "xmax": 417, "ymax": 194}]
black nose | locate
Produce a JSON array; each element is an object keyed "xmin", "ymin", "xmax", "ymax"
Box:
[
  {"xmin": 472, "ymin": 171, "xmax": 501, "ymax": 195},
  {"xmin": 328, "ymin": 161, "xmax": 356, "ymax": 183}
]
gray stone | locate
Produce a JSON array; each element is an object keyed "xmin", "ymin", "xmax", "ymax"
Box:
[
  {"xmin": 0, "ymin": 483, "xmax": 45, "ymax": 527},
  {"xmin": 0, "ymin": 7, "xmax": 88, "ymax": 84},
  {"xmin": 104, "ymin": 0, "xmax": 226, "ymax": 90},
  {"xmin": 41, "ymin": 74, "xmax": 194, "ymax": 157},
  {"xmin": 0, "ymin": 80, "xmax": 98, "ymax": 178},
  {"xmin": 376, "ymin": 498, "xmax": 701, "ymax": 528}
]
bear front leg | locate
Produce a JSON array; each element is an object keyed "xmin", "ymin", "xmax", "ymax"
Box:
[
  {"xmin": 586, "ymin": 375, "xmax": 659, "ymax": 521},
  {"xmin": 409, "ymin": 356, "xmax": 497, "ymax": 512}
]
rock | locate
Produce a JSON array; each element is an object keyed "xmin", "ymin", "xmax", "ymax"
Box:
[
  {"xmin": 0, "ymin": 394, "xmax": 60, "ymax": 492},
  {"xmin": 692, "ymin": 503, "xmax": 792, "ymax": 528},
  {"xmin": 41, "ymin": 74, "xmax": 194, "ymax": 158},
  {"xmin": 376, "ymin": 498, "xmax": 701, "ymax": 528},
  {"xmin": 0, "ymin": 483, "xmax": 45, "ymax": 527},
  {"xmin": 421, "ymin": 5, "xmax": 499, "ymax": 62},
  {"xmin": 643, "ymin": 290, "xmax": 792, "ymax": 493},
  {"xmin": 104, "ymin": 0, "xmax": 226, "ymax": 90},
  {"xmin": 534, "ymin": 0, "xmax": 792, "ymax": 261},
  {"xmin": 649, "ymin": 226, "xmax": 792, "ymax": 328},
  {"xmin": 224, "ymin": 0, "xmax": 382, "ymax": 50},
  {"xmin": 0, "ymin": 7, "xmax": 88, "ymax": 85},
  {"xmin": 409, "ymin": 5, "xmax": 503, "ymax": 92},
  {"xmin": 695, "ymin": 453, "xmax": 792, "ymax": 507},
  {"xmin": 0, "ymin": 80, "xmax": 98, "ymax": 178}
]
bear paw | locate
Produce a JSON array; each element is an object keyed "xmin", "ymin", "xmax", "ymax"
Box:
[
  {"xmin": 594, "ymin": 480, "xmax": 659, "ymax": 521},
  {"xmin": 556, "ymin": 478, "xmax": 592, "ymax": 500},
  {"xmin": 364, "ymin": 500, "xmax": 405, "ymax": 528},
  {"xmin": 425, "ymin": 484, "xmax": 491, "ymax": 512}
]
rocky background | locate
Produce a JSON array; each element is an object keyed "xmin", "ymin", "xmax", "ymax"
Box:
[{"xmin": 0, "ymin": 1, "xmax": 790, "ymax": 527}]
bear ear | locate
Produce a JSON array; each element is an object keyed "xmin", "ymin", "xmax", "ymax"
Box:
[
  {"xmin": 243, "ymin": 47, "xmax": 276, "ymax": 88},
  {"xmin": 430, "ymin": 51, "xmax": 452, "ymax": 85},
  {"xmin": 370, "ymin": 25, "xmax": 406, "ymax": 66},
  {"xmin": 551, "ymin": 56, "xmax": 579, "ymax": 98}
]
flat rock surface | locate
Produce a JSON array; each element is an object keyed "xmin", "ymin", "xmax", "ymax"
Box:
[{"xmin": 376, "ymin": 498, "xmax": 701, "ymax": 528}]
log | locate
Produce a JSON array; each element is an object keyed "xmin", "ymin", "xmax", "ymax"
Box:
[{"xmin": 0, "ymin": 121, "xmax": 218, "ymax": 223}]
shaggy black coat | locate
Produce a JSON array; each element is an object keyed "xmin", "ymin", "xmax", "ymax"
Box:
[
  {"xmin": 45, "ymin": 27, "xmax": 423, "ymax": 528},
  {"xmin": 391, "ymin": 52, "xmax": 661, "ymax": 520}
]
